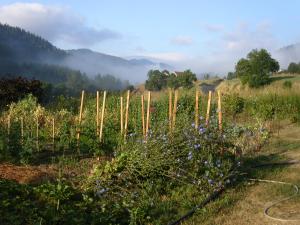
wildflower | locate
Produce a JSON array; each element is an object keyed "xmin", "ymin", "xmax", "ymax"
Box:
[
  {"xmin": 191, "ymin": 123, "xmax": 195, "ymax": 127},
  {"xmin": 194, "ymin": 144, "xmax": 200, "ymax": 149},
  {"xmin": 199, "ymin": 127, "xmax": 206, "ymax": 134},
  {"xmin": 96, "ymin": 188, "xmax": 109, "ymax": 196},
  {"xmin": 188, "ymin": 151, "xmax": 193, "ymax": 160}
]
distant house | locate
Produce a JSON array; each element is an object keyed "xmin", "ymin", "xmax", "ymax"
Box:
[
  {"xmin": 162, "ymin": 71, "xmax": 184, "ymax": 77},
  {"xmin": 174, "ymin": 71, "xmax": 184, "ymax": 77}
]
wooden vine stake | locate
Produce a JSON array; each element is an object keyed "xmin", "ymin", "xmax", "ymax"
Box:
[
  {"xmin": 146, "ymin": 91, "xmax": 151, "ymax": 137},
  {"xmin": 120, "ymin": 96, "xmax": 124, "ymax": 135},
  {"xmin": 52, "ymin": 118, "xmax": 55, "ymax": 151},
  {"xmin": 169, "ymin": 89, "xmax": 173, "ymax": 132},
  {"xmin": 141, "ymin": 94, "xmax": 145, "ymax": 139},
  {"xmin": 99, "ymin": 91, "xmax": 107, "ymax": 142},
  {"xmin": 76, "ymin": 90, "xmax": 85, "ymax": 152},
  {"xmin": 218, "ymin": 91, "xmax": 222, "ymax": 131},
  {"xmin": 36, "ymin": 117, "xmax": 39, "ymax": 151},
  {"xmin": 195, "ymin": 90, "xmax": 199, "ymax": 130},
  {"xmin": 124, "ymin": 90, "xmax": 130, "ymax": 140},
  {"xmin": 205, "ymin": 91, "xmax": 212, "ymax": 126},
  {"xmin": 96, "ymin": 91, "xmax": 100, "ymax": 135},
  {"xmin": 172, "ymin": 90, "xmax": 178, "ymax": 131},
  {"xmin": 20, "ymin": 117, "xmax": 24, "ymax": 145},
  {"xmin": 7, "ymin": 115, "xmax": 11, "ymax": 143}
]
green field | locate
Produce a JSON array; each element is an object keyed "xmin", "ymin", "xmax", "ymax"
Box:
[{"xmin": 1, "ymin": 74, "xmax": 300, "ymax": 225}]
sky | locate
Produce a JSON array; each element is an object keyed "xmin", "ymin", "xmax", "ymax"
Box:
[{"xmin": 0, "ymin": 0, "xmax": 300, "ymax": 75}]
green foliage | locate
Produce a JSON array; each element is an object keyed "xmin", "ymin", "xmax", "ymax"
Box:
[
  {"xmin": 226, "ymin": 72, "xmax": 236, "ymax": 80},
  {"xmin": 87, "ymin": 117, "xmax": 239, "ymax": 224},
  {"xmin": 223, "ymin": 94, "xmax": 245, "ymax": 120},
  {"xmin": 283, "ymin": 80, "xmax": 292, "ymax": 89},
  {"xmin": 0, "ymin": 89, "xmax": 285, "ymax": 224},
  {"xmin": 287, "ymin": 62, "xmax": 300, "ymax": 74},
  {"xmin": 235, "ymin": 49, "xmax": 279, "ymax": 88},
  {"xmin": 175, "ymin": 70, "xmax": 197, "ymax": 88},
  {"xmin": 0, "ymin": 77, "xmax": 44, "ymax": 109},
  {"xmin": 145, "ymin": 70, "xmax": 168, "ymax": 91},
  {"xmin": 145, "ymin": 69, "xmax": 197, "ymax": 91},
  {"xmin": 0, "ymin": 178, "xmax": 128, "ymax": 225}
]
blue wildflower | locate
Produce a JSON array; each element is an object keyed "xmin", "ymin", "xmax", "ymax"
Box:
[{"xmin": 188, "ymin": 151, "xmax": 193, "ymax": 160}]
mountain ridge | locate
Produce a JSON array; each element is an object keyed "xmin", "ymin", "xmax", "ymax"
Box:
[{"xmin": 0, "ymin": 23, "xmax": 172, "ymax": 83}]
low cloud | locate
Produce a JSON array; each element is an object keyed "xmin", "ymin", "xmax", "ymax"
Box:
[
  {"xmin": 0, "ymin": 2, "xmax": 121, "ymax": 47},
  {"xmin": 204, "ymin": 24, "xmax": 224, "ymax": 33},
  {"xmin": 141, "ymin": 52, "xmax": 188, "ymax": 62},
  {"xmin": 170, "ymin": 36, "xmax": 193, "ymax": 46}
]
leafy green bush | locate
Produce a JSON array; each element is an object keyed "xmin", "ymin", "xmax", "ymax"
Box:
[
  {"xmin": 283, "ymin": 80, "xmax": 292, "ymax": 89},
  {"xmin": 87, "ymin": 117, "xmax": 239, "ymax": 224},
  {"xmin": 223, "ymin": 94, "xmax": 245, "ymax": 120}
]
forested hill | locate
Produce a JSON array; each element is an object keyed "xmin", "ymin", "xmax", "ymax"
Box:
[
  {"xmin": 0, "ymin": 23, "xmax": 66, "ymax": 64},
  {"xmin": 0, "ymin": 23, "xmax": 132, "ymax": 94},
  {"xmin": 0, "ymin": 23, "xmax": 172, "ymax": 85}
]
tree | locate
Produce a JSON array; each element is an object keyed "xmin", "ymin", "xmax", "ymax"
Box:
[
  {"xmin": 203, "ymin": 74, "xmax": 210, "ymax": 80},
  {"xmin": 167, "ymin": 73, "xmax": 180, "ymax": 89},
  {"xmin": 235, "ymin": 49, "xmax": 279, "ymax": 87},
  {"xmin": 227, "ymin": 72, "xmax": 236, "ymax": 80},
  {"xmin": 287, "ymin": 62, "xmax": 300, "ymax": 74},
  {"xmin": 145, "ymin": 69, "xmax": 197, "ymax": 91},
  {"xmin": 0, "ymin": 77, "xmax": 44, "ymax": 108},
  {"xmin": 145, "ymin": 70, "xmax": 168, "ymax": 91},
  {"xmin": 175, "ymin": 70, "xmax": 197, "ymax": 88}
]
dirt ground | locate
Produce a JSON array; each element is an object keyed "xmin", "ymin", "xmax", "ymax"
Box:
[{"xmin": 0, "ymin": 163, "xmax": 56, "ymax": 184}]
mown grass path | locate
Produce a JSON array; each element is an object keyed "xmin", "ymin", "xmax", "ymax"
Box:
[{"xmin": 184, "ymin": 124, "xmax": 300, "ymax": 225}]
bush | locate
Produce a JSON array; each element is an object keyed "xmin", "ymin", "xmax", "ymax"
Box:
[
  {"xmin": 223, "ymin": 94, "xmax": 245, "ymax": 120},
  {"xmin": 87, "ymin": 118, "xmax": 239, "ymax": 224},
  {"xmin": 283, "ymin": 80, "xmax": 292, "ymax": 89}
]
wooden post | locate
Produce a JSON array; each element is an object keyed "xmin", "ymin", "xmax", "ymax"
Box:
[
  {"xmin": 205, "ymin": 91, "xmax": 212, "ymax": 126},
  {"xmin": 195, "ymin": 90, "xmax": 199, "ymax": 130},
  {"xmin": 7, "ymin": 115, "xmax": 11, "ymax": 144},
  {"xmin": 169, "ymin": 89, "xmax": 173, "ymax": 132},
  {"xmin": 124, "ymin": 90, "xmax": 130, "ymax": 139},
  {"xmin": 36, "ymin": 117, "xmax": 39, "ymax": 151},
  {"xmin": 146, "ymin": 91, "xmax": 151, "ymax": 137},
  {"xmin": 20, "ymin": 117, "xmax": 24, "ymax": 145},
  {"xmin": 99, "ymin": 91, "xmax": 107, "ymax": 142},
  {"xmin": 7, "ymin": 115, "xmax": 11, "ymax": 136},
  {"xmin": 96, "ymin": 91, "xmax": 99, "ymax": 135},
  {"xmin": 172, "ymin": 90, "xmax": 178, "ymax": 130},
  {"xmin": 77, "ymin": 90, "xmax": 85, "ymax": 151},
  {"xmin": 218, "ymin": 91, "xmax": 222, "ymax": 131},
  {"xmin": 52, "ymin": 118, "xmax": 55, "ymax": 151},
  {"xmin": 120, "ymin": 96, "xmax": 124, "ymax": 135},
  {"xmin": 141, "ymin": 94, "xmax": 145, "ymax": 138}
]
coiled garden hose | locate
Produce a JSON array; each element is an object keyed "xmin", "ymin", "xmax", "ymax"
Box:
[{"xmin": 248, "ymin": 178, "xmax": 299, "ymax": 223}]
